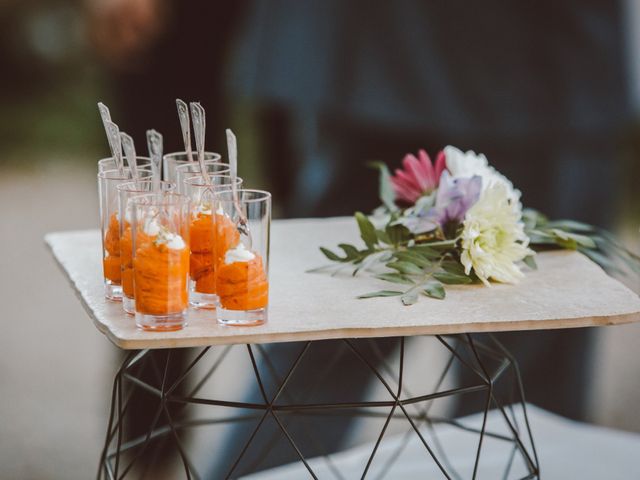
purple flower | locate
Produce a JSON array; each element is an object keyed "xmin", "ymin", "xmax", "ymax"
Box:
[
  {"xmin": 432, "ymin": 172, "xmax": 482, "ymax": 226},
  {"xmin": 401, "ymin": 172, "xmax": 482, "ymax": 234}
]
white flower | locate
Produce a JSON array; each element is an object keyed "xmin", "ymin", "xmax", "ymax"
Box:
[
  {"xmin": 460, "ymin": 183, "xmax": 534, "ymax": 286},
  {"xmin": 444, "ymin": 145, "xmax": 521, "ymax": 207}
]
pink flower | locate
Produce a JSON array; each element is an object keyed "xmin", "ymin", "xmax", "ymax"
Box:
[{"xmin": 390, "ymin": 150, "xmax": 447, "ymax": 204}]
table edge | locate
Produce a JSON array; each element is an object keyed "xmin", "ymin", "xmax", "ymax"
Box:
[{"xmin": 104, "ymin": 313, "xmax": 638, "ymax": 350}]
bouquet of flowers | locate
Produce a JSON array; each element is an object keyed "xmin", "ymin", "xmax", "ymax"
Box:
[{"xmin": 316, "ymin": 146, "xmax": 640, "ymax": 305}]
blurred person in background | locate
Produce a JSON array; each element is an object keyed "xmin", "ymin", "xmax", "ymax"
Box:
[
  {"xmin": 86, "ymin": 0, "xmax": 632, "ymax": 477},
  {"xmin": 211, "ymin": 1, "xmax": 631, "ymax": 476}
]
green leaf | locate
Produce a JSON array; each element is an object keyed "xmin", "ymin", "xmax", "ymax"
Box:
[
  {"xmin": 330, "ymin": 264, "xmax": 352, "ymax": 277},
  {"xmin": 393, "ymin": 250, "xmax": 433, "ymax": 268},
  {"xmin": 420, "ymin": 238, "xmax": 458, "ymax": 249},
  {"xmin": 320, "ymin": 247, "xmax": 343, "ymax": 262},
  {"xmin": 355, "ymin": 212, "xmax": 378, "ymax": 250},
  {"xmin": 369, "ymin": 161, "xmax": 398, "ymax": 212},
  {"xmin": 375, "ymin": 273, "xmax": 415, "ymax": 285},
  {"xmin": 338, "ymin": 243, "xmax": 360, "ymax": 260},
  {"xmin": 407, "ymin": 245, "xmax": 441, "ymax": 259},
  {"xmin": 378, "ymin": 251, "xmax": 393, "ymax": 262},
  {"xmin": 550, "ymin": 229, "xmax": 596, "ymax": 249},
  {"xmin": 357, "ymin": 290, "xmax": 403, "ymax": 299},
  {"xmin": 522, "ymin": 255, "xmax": 537, "ymax": 270},
  {"xmin": 546, "ymin": 219, "xmax": 595, "ymax": 233},
  {"xmin": 422, "ymin": 281, "xmax": 446, "ymax": 299},
  {"xmin": 441, "ymin": 259, "xmax": 467, "ymax": 276},
  {"xmin": 401, "ymin": 291, "xmax": 419, "ymax": 306},
  {"xmin": 527, "ymin": 230, "xmax": 556, "ymax": 245},
  {"xmin": 433, "ymin": 271, "xmax": 473, "ymax": 284},
  {"xmin": 387, "ymin": 261, "xmax": 424, "ymax": 275},
  {"xmin": 522, "ymin": 208, "xmax": 548, "ymax": 228},
  {"xmin": 570, "ymin": 233, "xmax": 597, "ymax": 249},
  {"xmin": 386, "ymin": 223, "xmax": 411, "ymax": 246},
  {"xmin": 352, "ymin": 251, "xmax": 382, "ymax": 276},
  {"xmin": 376, "ymin": 229, "xmax": 392, "ymax": 245},
  {"xmin": 579, "ymin": 248, "xmax": 625, "ymax": 275}
]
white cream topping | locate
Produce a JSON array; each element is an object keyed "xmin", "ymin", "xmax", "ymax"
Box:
[
  {"xmin": 143, "ymin": 217, "xmax": 161, "ymax": 236},
  {"xmin": 165, "ymin": 233, "xmax": 186, "ymax": 250},
  {"xmin": 194, "ymin": 202, "xmax": 213, "ymax": 216},
  {"xmin": 154, "ymin": 228, "xmax": 186, "ymax": 250},
  {"xmin": 143, "ymin": 217, "xmax": 186, "ymax": 250},
  {"xmin": 224, "ymin": 243, "xmax": 255, "ymax": 264}
]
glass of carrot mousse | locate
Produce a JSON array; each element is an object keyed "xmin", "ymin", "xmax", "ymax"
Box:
[
  {"xmin": 131, "ymin": 192, "xmax": 190, "ymax": 331},
  {"xmin": 183, "ymin": 174, "xmax": 243, "ymax": 310},
  {"xmin": 98, "ymin": 167, "xmax": 152, "ymax": 300},
  {"xmin": 117, "ymin": 180, "xmax": 175, "ymax": 314},
  {"xmin": 214, "ymin": 189, "xmax": 271, "ymax": 326}
]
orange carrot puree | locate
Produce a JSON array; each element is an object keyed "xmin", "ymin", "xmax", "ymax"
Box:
[
  {"xmin": 216, "ymin": 254, "xmax": 269, "ymax": 310},
  {"xmin": 120, "ymin": 224, "xmax": 133, "ymax": 296},
  {"xmin": 134, "ymin": 235, "xmax": 189, "ymax": 315},
  {"xmin": 103, "ymin": 213, "xmax": 121, "ymax": 283},
  {"xmin": 120, "ymin": 223, "xmax": 153, "ymax": 298},
  {"xmin": 189, "ymin": 212, "xmax": 240, "ymax": 294}
]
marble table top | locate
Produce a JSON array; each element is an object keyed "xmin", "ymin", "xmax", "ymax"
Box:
[{"xmin": 46, "ymin": 217, "xmax": 640, "ymax": 350}]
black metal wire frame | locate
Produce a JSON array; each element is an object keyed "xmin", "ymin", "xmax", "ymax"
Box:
[{"xmin": 97, "ymin": 334, "xmax": 540, "ymax": 480}]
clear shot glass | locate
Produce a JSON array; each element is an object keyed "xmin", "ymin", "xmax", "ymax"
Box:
[
  {"xmin": 131, "ymin": 192, "xmax": 191, "ymax": 331},
  {"xmin": 98, "ymin": 167, "xmax": 153, "ymax": 300},
  {"xmin": 183, "ymin": 174, "xmax": 243, "ymax": 310},
  {"xmin": 214, "ymin": 189, "xmax": 271, "ymax": 326},
  {"xmin": 117, "ymin": 180, "xmax": 175, "ymax": 314}
]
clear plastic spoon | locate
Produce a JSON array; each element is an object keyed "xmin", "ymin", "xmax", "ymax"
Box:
[
  {"xmin": 146, "ymin": 129, "xmax": 163, "ymax": 192},
  {"xmin": 104, "ymin": 120, "xmax": 125, "ymax": 176},
  {"xmin": 189, "ymin": 102, "xmax": 211, "ymax": 185},
  {"xmin": 226, "ymin": 128, "xmax": 251, "ymax": 242},
  {"xmin": 119, "ymin": 132, "xmax": 139, "ymax": 180},
  {"xmin": 98, "ymin": 102, "xmax": 111, "ymax": 128}
]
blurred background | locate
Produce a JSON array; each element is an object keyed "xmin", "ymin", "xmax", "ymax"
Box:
[{"xmin": 1, "ymin": 0, "xmax": 639, "ymax": 478}]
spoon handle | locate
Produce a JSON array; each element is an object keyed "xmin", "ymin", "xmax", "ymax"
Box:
[
  {"xmin": 97, "ymin": 102, "xmax": 115, "ymax": 156},
  {"xmin": 146, "ymin": 129, "xmax": 163, "ymax": 191},
  {"xmin": 98, "ymin": 102, "xmax": 112, "ymax": 127},
  {"xmin": 105, "ymin": 120, "xmax": 124, "ymax": 175},
  {"xmin": 120, "ymin": 132, "xmax": 138, "ymax": 180},
  {"xmin": 189, "ymin": 102, "xmax": 211, "ymax": 185},
  {"xmin": 176, "ymin": 99, "xmax": 194, "ymax": 163},
  {"xmin": 226, "ymin": 128, "xmax": 250, "ymax": 232}
]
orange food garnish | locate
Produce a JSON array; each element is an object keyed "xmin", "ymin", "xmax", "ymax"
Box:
[
  {"xmin": 217, "ymin": 254, "xmax": 269, "ymax": 310},
  {"xmin": 188, "ymin": 212, "xmax": 240, "ymax": 294},
  {"xmin": 103, "ymin": 213, "xmax": 121, "ymax": 283},
  {"xmin": 134, "ymin": 235, "xmax": 189, "ymax": 316}
]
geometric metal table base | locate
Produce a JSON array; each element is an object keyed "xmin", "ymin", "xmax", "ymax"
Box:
[{"xmin": 98, "ymin": 334, "xmax": 539, "ymax": 479}]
